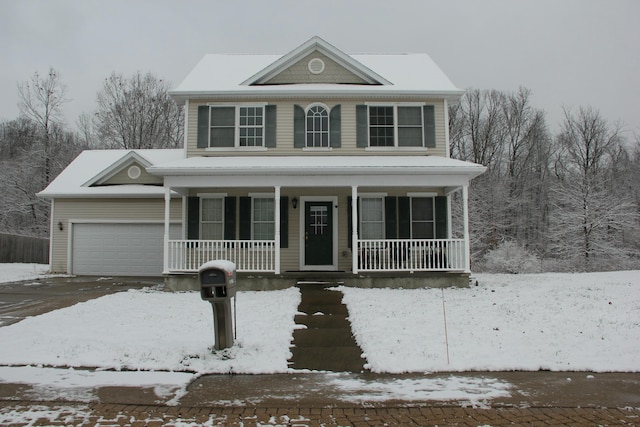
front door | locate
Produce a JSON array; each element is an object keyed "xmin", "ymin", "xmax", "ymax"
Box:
[{"xmin": 304, "ymin": 201, "xmax": 333, "ymax": 267}]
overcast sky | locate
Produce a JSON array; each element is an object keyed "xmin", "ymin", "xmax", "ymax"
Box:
[{"xmin": 1, "ymin": 0, "xmax": 638, "ymax": 137}]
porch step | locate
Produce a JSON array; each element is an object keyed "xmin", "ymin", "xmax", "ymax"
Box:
[{"xmin": 288, "ymin": 284, "xmax": 366, "ymax": 373}]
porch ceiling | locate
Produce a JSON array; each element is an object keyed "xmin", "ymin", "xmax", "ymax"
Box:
[{"xmin": 149, "ymin": 156, "xmax": 486, "ymax": 189}]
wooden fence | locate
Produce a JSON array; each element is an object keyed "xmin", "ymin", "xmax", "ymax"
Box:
[{"xmin": 0, "ymin": 233, "xmax": 49, "ymax": 264}]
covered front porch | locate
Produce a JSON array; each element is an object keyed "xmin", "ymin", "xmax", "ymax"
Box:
[{"xmin": 149, "ymin": 156, "xmax": 485, "ymax": 278}]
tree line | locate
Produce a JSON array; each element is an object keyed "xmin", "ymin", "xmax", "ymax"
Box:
[
  {"xmin": 0, "ymin": 68, "xmax": 637, "ymax": 272},
  {"xmin": 0, "ymin": 68, "xmax": 183, "ymax": 237},
  {"xmin": 450, "ymin": 87, "xmax": 639, "ymax": 272}
]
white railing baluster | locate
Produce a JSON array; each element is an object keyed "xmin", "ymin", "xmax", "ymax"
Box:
[{"xmin": 356, "ymin": 238, "xmax": 466, "ymax": 272}]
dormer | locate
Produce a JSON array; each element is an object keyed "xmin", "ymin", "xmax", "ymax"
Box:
[{"xmin": 241, "ymin": 36, "xmax": 391, "ymax": 86}]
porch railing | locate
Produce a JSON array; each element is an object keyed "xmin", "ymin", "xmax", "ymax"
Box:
[
  {"xmin": 357, "ymin": 239, "xmax": 466, "ymax": 272},
  {"xmin": 167, "ymin": 240, "xmax": 276, "ymax": 273}
]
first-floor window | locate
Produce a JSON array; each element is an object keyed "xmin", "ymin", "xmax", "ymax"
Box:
[
  {"xmin": 200, "ymin": 197, "xmax": 224, "ymax": 239},
  {"xmin": 411, "ymin": 197, "xmax": 435, "ymax": 239},
  {"xmin": 360, "ymin": 197, "xmax": 385, "ymax": 239},
  {"xmin": 253, "ymin": 197, "xmax": 275, "ymax": 240}
]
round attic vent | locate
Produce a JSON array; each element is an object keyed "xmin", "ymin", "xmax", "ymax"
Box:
[
  {"xmin": 127, "ymin": 165, "xmax": 141, "ymax": 180},
  {"xmin": 308, "ymin": 58, "xmax": 325, "ymax": 74}
]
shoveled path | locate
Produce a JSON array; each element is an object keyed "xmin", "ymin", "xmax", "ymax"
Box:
[{"xmin": 288, "ymin": 283, "xmax": 366, "ymax": 372}]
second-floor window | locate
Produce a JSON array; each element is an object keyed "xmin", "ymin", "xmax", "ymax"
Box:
[
  {"xmin": 209, "ymin": 106, "xmax": 264, "ymax": 148},
  {"xmin": 357, "ymin": 104, "xmax": 435, "ymax": 149},
  {"xmin": 369, "ymin": 105, "xmax": 424, "ymax": 147},
  {"xmin": 197, "ymin": 104, "xmax": 276, "ymax": 149},
  {"xmin": 294, "ymin": 104, "xmax": 341, "ymax": 149},
  {"xmin": 306, "ymin": 105, "xmax": 329, "ymax": 148}
]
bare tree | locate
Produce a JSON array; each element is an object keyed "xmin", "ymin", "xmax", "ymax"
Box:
[
  {"xmin": 550, "ymin": 106, "xmax": 635, "ymax": 270},
  {"xmin": 94, "ymin": 71, "xmax": 183, "ymax": 149},
  {"xmin": 17, "ymin": 67, "xmax": 68, "ymax": 183}
]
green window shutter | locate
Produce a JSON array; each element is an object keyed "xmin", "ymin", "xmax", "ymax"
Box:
[
  {"xmin": 329, "ymin": 105, "xmax": 341, "ymax": 148},
  {"xmin": 385, "ymin": 197, "xmax": 398, "ymax": 239},
  {"xmin": 398, "ymin": 197, "xmax": 411, "ymax": 239},
  {"xmin": 187, "ymin": 197, "xmax": 200, "ymax": 239},
  {"xmin": 435, "ymin": 196, "xmax": 448, "ymax": 239},
  {"xmin": 280, "ymin": 197, "xmax": 289, "ymax": 248},
  {"xmin": 224, "ymin": 197, "xmax": 236, "ymax": 240},
  {"xmin": 423, "ymin": 105, "xmax": 436, "ymax": 148},
  {"xmin": 356, "ymin": 105, "xmax": 368, "ymax": 148},
  {"xmin": 265, "ymin": 105, "xmax": 277, "ymax": 148},
  {"xmin": 294, "ymin": 105, "xmax": 305, "ymax": 148},
  {"xmin": 239, "ymin": 197, "xmax": 251, "ymax": 240},
  {"xmin": 197, "ymin": 106, "xmax": 209, "ymax": 148}
]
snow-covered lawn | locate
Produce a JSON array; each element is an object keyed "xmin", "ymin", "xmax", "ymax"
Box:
[
  {"xmin": 0, "ymin": 263, "xmax": 51, "ymax": 284},
  {"xmin": 341, "ymin": 271, "xmax": 640, "ymax": 373},
  {"xmin": 0, "ymin": 287, "xmax": 301, "ymax": 374},
  {"xmin": 0, "ymin": 266, "xmax": 637, "ymax": 376}
]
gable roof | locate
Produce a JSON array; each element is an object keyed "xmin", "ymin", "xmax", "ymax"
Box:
[
  {"xmin": 170, "ymin": 37, "xmax": 463, "ymax": 103},
  {"xmin": 83, "ymin": 150, "xmax": 154, "ymax": 186},
  {"xmin": 37, "ymin": 149, "xmax": 182, "ymax": 199},
  {"xmin": 241, "ymin": 36, "xmax": 391, "ymax": 86}
]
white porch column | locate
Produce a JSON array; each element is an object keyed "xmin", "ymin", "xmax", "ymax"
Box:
[
  {"xmin": 274, "ymin": 185, "xmax": 281, "ymax": 275},
  {"xmin": 351, "ymin": 185, "xmax": 359, "ymax": 274},
  {"xmin": 163, "ymin": 186, "xmax": 171, "ymax": 274},
  {"xmin": 462, "ymin": 184, "xmax": 471, "ymax": 273}
]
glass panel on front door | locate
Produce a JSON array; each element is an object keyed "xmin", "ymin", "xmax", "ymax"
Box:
[{"xmin": 305, "ymin": 202, "xmax": 333, "ymax": 266}]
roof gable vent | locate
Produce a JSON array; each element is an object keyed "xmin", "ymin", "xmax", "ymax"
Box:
[{"xmin": 308, "ymin": 57, "xmax": 325, "ymax": 74}]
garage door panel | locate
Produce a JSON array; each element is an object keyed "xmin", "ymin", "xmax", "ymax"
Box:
[{"xmin": 72, "ymin": 223, "xmax": 179, "ymax": 276}]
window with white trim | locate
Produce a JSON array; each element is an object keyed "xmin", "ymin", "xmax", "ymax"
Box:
[
  {"xmin": 360, "ymin": 197, "xmax": 385, "ymax": 239},
  {"xmin": 306, "ymin": 105, "xmax": 329, "ymax": 147},
  {"xmin": 208, "ymin": 105, "xmax": 265, "ymax": 148},
  {"xmin": 252, "ymin": 197, "xmax": 275, "ymax": 240},
  {"xmin": 368, "ymin": 105, "xmax": 425, "ymax": 147},
  {"xmin": 200, "ymin": 197, "xmax": 224, "ymax": 240},
  {"xmin": 411, "ymin": 197, "xmax": 435, "ymax": 239}
]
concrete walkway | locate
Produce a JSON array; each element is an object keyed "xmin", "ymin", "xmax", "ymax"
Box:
[{"xmin": 288, "ymin": 284, "xmax": 365, "ymax": 372}]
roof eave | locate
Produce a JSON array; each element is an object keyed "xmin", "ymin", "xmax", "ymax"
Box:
[
  {"xmin": 148, "ymin": 165, "xmax": 486, "ymax": 178},
  {"xmin": 169, "ymin": 89, "xmax": 465, "ymax": 105}
]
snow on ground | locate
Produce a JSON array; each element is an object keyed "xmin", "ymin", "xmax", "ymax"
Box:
[
  {"xmin": 0, "ymin": 267, "xmax": 638, "ymax": 408},
  {"xmin": 0, "ymin": 366, "xmax": 192, "ymax": 403},
  {"xmin": 0, "ymin": 263, "xmax": 50, "ymax": 284},
  {"xmin": 340, "ymin": 270, "xmax": 640, "ymax": 373},
  {"xmin": 0, "ymin": 287, "xmax": 301, "ymax": 374}
]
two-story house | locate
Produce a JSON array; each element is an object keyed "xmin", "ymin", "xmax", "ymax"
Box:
[{"xmin": 38, "ymin": 37, "xmax": 485, "ymax": 289}]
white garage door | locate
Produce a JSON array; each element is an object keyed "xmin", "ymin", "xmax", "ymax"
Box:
[{"xmin": 72, "ymin": 223, "xmax": 179, "ymax": 276}]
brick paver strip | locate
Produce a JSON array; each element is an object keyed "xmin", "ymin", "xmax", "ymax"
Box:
[{"xmin": 1, "ymin": 401, "xmax": 640, "ymax": 426}]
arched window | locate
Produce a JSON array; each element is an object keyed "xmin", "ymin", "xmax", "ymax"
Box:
[{"xmin": 306, "ymin": 105, "xmax": 329, "ymax": 147}]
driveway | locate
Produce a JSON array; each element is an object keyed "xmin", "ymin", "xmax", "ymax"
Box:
[{"xmin": 0, "ymin": 276, "xmax": 163, "ymax": 327}]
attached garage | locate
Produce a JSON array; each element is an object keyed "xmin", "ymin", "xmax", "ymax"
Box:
[{"xmin": 71, "ymin": 223, "xmax": 179, "ymax": 276}]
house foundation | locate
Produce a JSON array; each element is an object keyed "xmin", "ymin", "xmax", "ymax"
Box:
[{"xmin": 163, "ymin": 272, "xmax": 470, "ymax": 292}]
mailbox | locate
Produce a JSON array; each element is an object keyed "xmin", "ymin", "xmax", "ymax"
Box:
[
  {"xmin": 198, "ymin": 260, "xmax": 237, "ymax": 351},
  {"xmin": 199, "ymin": 260, "xmax": 237, "ymax": 301}
]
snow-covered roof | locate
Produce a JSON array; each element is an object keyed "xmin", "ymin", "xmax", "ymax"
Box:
[
  {"xmin": 148, "ymin": 155, "xmax": 486, "ymax": 178},
  {"xmin": 170, "ymin": 37, "xmax": 462, "ymax": 102},
  {"xmin": 37, "ymin": 149, "xmax": 183, "ymax": 199}
]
